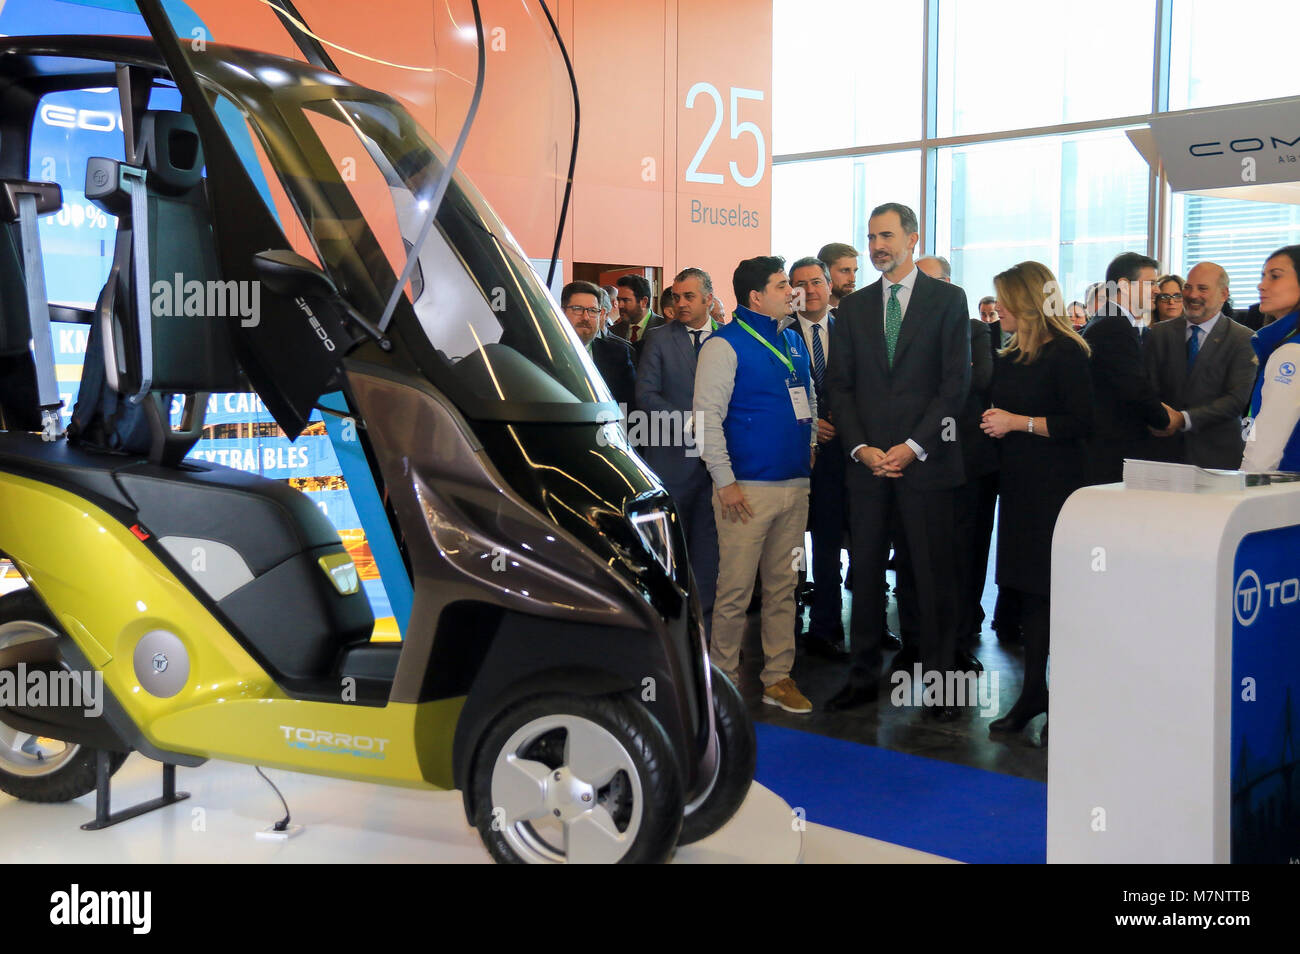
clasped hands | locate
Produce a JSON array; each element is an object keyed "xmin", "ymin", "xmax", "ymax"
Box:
[
  {"xmin": 855, "ymin": 443, "xmax": 916, "ymax": 477},
  {"xmin": 980, "ymin": 408, "xmax": 1020, "ymax": 439},
  {"xmin": 1148, "ymin": 403, "xmax": 1185, "ymax": 438}
]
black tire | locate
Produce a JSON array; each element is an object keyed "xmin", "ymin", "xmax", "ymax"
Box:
[
  {"xmin": 678, "ymin": 665, "xmax": 756, "ymax": 845},
  {"xmin": 0, "ymin": 589, "xmax": 128, "ymax": 802},
  {"xmin": 470, "ymin": 692, "xmax": 684, "ymax": 864}
]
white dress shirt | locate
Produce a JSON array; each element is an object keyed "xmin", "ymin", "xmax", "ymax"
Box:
[
  {"xmin": 685, "ymin": 321, "xmax": 713, "ymax": 350},
  {"xmin": 796, "ymin": 313, "xmax": 831, "ymax": 366},
  {"xmin": 1115, "ymin": 303, "xmax": 1143, "ymax": 331},
  {"xmin": 1180, "ymin": 312, "xmax": 1221, "ymax": 432}
]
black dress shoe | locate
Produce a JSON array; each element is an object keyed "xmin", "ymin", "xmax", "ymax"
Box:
[
  {"xmin": 992, "ymin": 623, "xmax": 1022, "ymax": 645},
  {"xmin": 989, "ymin": 696, "xmax": 1047, "ymax": 734},
  {"xmin": 804, "ymin": 636, "xmax": 848, "ymax": 660},
  {"xmin": 955, "ymin": 650, "xmax": 983, "ymax": 673},
  {"xmin": 880, "ymin": 630, "xmax": 902, "ymax": 650},
  {"xmin": 825, "ymin": 681, "xmax": 879, "ymax": 711}
]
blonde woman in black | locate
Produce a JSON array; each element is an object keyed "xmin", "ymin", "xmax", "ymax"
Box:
[{"xmin": 980, "ymin": 261, "xmax": 1093, "ymax": 737}]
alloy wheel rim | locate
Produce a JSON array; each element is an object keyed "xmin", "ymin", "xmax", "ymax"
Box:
[
  {"xmin": 0, "ymin": 620, "xmax": 81, "ymax": 777},
  {"xmin": 490, "ymin": 713, "xmax": 643, "ymax": 864}
]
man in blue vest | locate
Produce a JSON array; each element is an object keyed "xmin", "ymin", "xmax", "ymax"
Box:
[{"xmin": 695, "ymin": 256, "xmax": 818, "ymax": 713}]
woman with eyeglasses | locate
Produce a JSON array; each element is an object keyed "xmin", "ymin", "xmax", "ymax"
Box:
[
  {"xmin": 1153, "ymin": 275, "xmax": 1185, "ymax": 323},
  {"xmin": 980, "ymin": 261, "xmax": 1093, "ymax": 740},
  {"xmin": 1242, "ymin": 245, "xmax": 1300, "ymax": 472}
]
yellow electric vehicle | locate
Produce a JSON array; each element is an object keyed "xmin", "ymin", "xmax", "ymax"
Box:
[{"xmin": 0, "ymin": 1, "xmax": 754, "ymax": 863}]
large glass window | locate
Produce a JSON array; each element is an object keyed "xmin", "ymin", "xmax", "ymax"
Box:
[
  {"xmin": 935, "ymin": 0, "xmax": 1155, "ymax": 137},
  {"xmin": 935, "ymin": 130, "xmax": 1149, "ymax": 304},
  {"xmin": 772, "ymin": 0, "xmax": 923, "ymax": 154},
  {"xmin": 772, "ymin": 0, "xmax": 1300, "ymax": 313},
  {"xmin": 772, "ymin": 151, "xmax": 920, "ymax": 265},
  {"xmin": 1171, "ymin": 193, "xmax": 1300, "ymax": 305},
  {"xmin": 1169, "ymin": 1, "xmax": 1300, "ymax": 110}
]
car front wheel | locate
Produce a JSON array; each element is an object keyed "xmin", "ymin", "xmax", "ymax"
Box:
[{"xmin": 471, "ymin": 693, "xmax": 683, "ymax": 864}]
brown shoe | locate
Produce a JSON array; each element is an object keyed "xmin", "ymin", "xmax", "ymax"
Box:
[{"xmin": 762, "ymin": 677, "xmax": 812, "ymax": 714}]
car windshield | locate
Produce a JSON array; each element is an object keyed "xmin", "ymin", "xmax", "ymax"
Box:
[
  {"xmin": 139, "ymin": 0, "xmax": 609, "ymax": 422},
  {"xmin": 285, "ymin": 91, "xmax": 613, "ymax": 415}
]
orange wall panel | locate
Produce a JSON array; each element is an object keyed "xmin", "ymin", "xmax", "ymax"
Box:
[{"xmin": 192, "ymin": 0, "xmax": 772, "ymax": 302}]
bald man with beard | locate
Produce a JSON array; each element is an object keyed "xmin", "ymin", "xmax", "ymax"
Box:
[{"xmin": 1142, "ymin": 261, "xmax": 1258, "ymax": 469}]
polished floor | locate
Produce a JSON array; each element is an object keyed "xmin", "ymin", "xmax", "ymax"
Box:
[
  {"xmin": 0, "ymin": 752, "xmax": 952, "ymax": 864},
  {"xmin": 742, "ymin": 536, "xmax": 1048, "ymax": 784},
  {"xmin": 0, "ymin": 527, "xmax": 1034, "ymax": 863}
]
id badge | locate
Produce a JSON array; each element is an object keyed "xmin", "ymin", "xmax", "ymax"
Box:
[{"xmin": 788, "ymin": 382, "xmax": 813, "ymax": 424}]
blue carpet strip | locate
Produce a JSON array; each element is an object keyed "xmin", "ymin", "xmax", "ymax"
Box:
[{"xmin": 754, "ymin": 723, "xmax": 1047, "ymax": 863}]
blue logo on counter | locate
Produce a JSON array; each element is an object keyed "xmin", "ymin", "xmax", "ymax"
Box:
[
  {"xmin": 1231, "ymin": 525, "xmax": 1300, "ymax": 864},
  {"xmin": 1234, "ymin": 569, "xmax": 1262, "ymax": 626}
]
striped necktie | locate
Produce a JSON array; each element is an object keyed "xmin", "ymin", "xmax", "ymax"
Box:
[{"xmin": 811, "ymin": 322, "xmax": 825, "ymax": 391}]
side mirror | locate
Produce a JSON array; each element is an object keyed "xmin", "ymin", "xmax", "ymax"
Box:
[{"xmin": 253, "ymin": 249, "xmax": 339, "ymax": 299}]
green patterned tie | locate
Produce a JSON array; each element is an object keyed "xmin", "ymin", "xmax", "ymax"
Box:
[{"xmin": 885, "ymin": 283, "xmax": 903, "ymax": 365}]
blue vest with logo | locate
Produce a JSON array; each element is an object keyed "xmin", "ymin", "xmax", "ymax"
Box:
[
  {"xmin": 1250, "ymin": 309, "xmax": 1300, "ymax": 471},
  {"xmin": 714, "ymin": 305, "xmax": 814, "ymax": 482}
]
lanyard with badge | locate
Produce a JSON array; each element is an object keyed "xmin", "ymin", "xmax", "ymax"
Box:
[{"xmin": 735, "ymin": 318, "xmax": 813, "ymax": 425}]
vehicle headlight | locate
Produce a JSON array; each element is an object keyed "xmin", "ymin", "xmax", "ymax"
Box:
[{"xmin": 630, "ymin": 508, "xmax": 676, "ymax": 578}]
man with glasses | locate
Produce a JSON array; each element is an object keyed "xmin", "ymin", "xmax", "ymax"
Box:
[
  {"xmin": 790, "ymin": 256, "xmax": 849, "ymax": 660},
  {"xmin": 562, "ymin": 280, "xmax": 636, "ymax": 408},
  {"xmin": 1080, "ymin": 252, "xmax": 1178, "ymax": 484}
]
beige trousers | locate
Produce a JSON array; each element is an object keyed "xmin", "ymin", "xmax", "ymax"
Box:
[{"xmin": 708, "ymin": 482, "xmax": 809, "ymax": 688}]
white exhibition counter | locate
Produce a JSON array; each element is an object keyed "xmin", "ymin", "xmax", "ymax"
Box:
[{"xmin": 1048, "ymin": 477, "xmax": 1300, "ymax": 863}]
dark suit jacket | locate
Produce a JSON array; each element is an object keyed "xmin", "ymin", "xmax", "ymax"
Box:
[
  {"xmin": 794, "ymin": 313, "xmax": 847, "ymax": 520},
  {"xmin": 984, "ymin": 319, "xmax": 1004, "ymax": 364},
  {"xmin": 609, "ymin": 312, "xmax": 666, "ymax": 354},
  {"xmin": 962, "ymin": 318, "xmax": 998, "ymax": 479},
  {"xmin": 634, "ymin": 320, "xmax": 707, "ymax": 489},
  {"xmin": 826, "ymin": 270, "xmax": 972, "ymax": 491},
  {"xmin": 1231, "ymin": 303, "xmax": 1267, "ymax": 332},
  {"xmin": 1143, "ymin": 314, "xmax": 1258, "ymax": 469},
  {"xmin": 590, "ymin": 334, "xmax": 637, "ymax": 409},
  {"xmin": 1080, "ymin": 307, "xmax": 1168, "ymax": 482}
]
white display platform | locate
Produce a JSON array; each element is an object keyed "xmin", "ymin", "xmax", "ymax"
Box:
[
  {"xmin": 0, "ymin": 754, "xmax": 804, "ymax": 864},
  {"xmin": 1048, "ymin": 479, "xmax": 1300, "ymax": 863}
]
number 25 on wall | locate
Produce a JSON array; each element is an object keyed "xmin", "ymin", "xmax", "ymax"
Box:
[{"xmin": 684, "ymin": 82, "xmax": 766, "ymax": 188}]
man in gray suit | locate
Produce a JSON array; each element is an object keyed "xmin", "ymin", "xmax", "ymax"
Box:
[
  {"xmin": 636, "ymin": 266, "xmax": 720, "ymax": 632},
  {"xmin": 1144, "ymin": 261, "xmax": 1258, "ymax": 469}
]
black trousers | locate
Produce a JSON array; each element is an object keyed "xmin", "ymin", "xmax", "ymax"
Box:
[
  {"xmin": 956, "ymin": 470, "xmax": 999, "ymax": 651},
  {"xmin": 807, "ymin": 439, "xmax": 847, "ymax": 640},
  {"xmin": 1014, "ymin": 588, "xmax": 1050, "ymax": 712},
  {"xmin": 846, "ymin": 478, "xmax": 957, "ymax": 682},
  {"xmin": 667, "ymin": 465, "xmax": 719, "ymax": 637}
]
